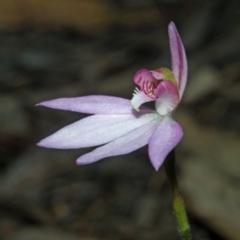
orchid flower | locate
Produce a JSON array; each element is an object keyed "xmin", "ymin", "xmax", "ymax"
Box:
[{"xmin": 37, "ymin": 22, "xmax": 187, "ymax": 171}]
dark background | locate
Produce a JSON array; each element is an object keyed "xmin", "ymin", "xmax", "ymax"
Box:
[{"xmin": 0, "ymin": 0, "xmax": 240, "ymax": 239}]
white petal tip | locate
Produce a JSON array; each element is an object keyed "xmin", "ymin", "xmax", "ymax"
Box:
[
  {"xmin": 35, "ymin": 102, "xmax": 47, "ymax": 107},
  {"xmin": 36, "ymin": 140, "xmax": 52, "ymax": 148},
  {"xmin": 76, "ymin": 160, "xmax": 81, "ymax": 165},
  {"xmin": 152, "ymin": 162, "xmax": 161, "ymax": 171},
  {"xmin": 76, "ymin": 157, "xmax": 92, "ymax": 165},
  {"xmin": 132, "ymin": 106, "xmax": 139, "ymax": 112},
  {"xmin": 131, "ymin": 91, "xmax": 153, "ymax": 111},
  {"xmin": 130, "ymin": 99, "xmax": 139, "ymax": 111},
  {"xmin": 36, "ymin": 141, "xmax": 43, "ymax": 147},
  {"xmin": 168, "ymin": 21, "xmax": 175, "ymax": 29}
]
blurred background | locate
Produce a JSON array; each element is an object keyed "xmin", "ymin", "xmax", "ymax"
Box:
[{"xmin": 0, "ymin": 0, "xmax": 240, "ymax": 239}]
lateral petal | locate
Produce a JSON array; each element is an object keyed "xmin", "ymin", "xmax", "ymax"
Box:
[
  {"xmin": 36, "ymin": 96, "xmax": 153, "ymax": 114},
  {"xmin": 148, "ymin": 117, "xmax": 183, "ymax": 171},
  {"xmin": 155, "ymin": 80, "xmax": 179, "ymax": 115},
  {"xmin": 76, "ymin": 117, "xmax": 161, "ymax": 165},
  {"xmin": 168, "ymin": 22, "xmax": 188, "ymax": 99},
  {"xmin": 37, "ymin": 113, "xmax": 159, "ymax": 149}
]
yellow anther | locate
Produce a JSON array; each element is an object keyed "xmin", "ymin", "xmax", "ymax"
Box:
[{"xmin": 157, "ymin": 67, "xmax": 177, "ymax": 86}]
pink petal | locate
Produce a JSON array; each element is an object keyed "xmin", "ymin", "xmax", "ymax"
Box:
[
  {"xmin": 36, "ymin": 96, "xmax": 153, "ymax": 114},
  {"xmin": 150, "ymin": 70, "xmax": 164, "ymax": 80},
  {"xmin": 148, "ymin": 117, "xmax": 183, "ymax": 171},
  {"xmin": 37, "ymin": 112, "xmax": 159, "ymax": 149},
  {"xmin": 155, "ymin": 80, "xmax": 179, "ymax": 115},
  {"xmin": 76, "ymin": 117, "xmax": 161, "ymax": 165},
  {"xmin": 133, "ymin": 69, "xmax": 156, "ymax": 88},
  {"xmin": 168, "ymin": 22, "xmax": 188, "ymax": 99}
]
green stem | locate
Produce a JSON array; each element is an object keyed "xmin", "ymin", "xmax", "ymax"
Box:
[{"xmin": 164, "ymin": 150, "xmax": 192, "ymax": 240}]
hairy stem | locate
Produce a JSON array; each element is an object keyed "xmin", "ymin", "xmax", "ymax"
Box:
[{"xmin": 164, "ymin": 150, "xmax": 192, "ymax": 240}]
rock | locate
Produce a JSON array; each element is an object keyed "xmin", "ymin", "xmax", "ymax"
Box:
[
  {"xmin": 16, "ymin": 50, "xmax": 56, "ymax": 72},
  {"xmin": 194, "ymin": 27, "xmax": 240, "ymax": 66},
  {"xmin": 133, "ymin": 194, "xmax": 160, "ymax": 227},
  {"xmin": 0, "ymin": 0, "xmax": 161, "ymax": 33},
  {"xmin": 0, "ymin": 95, "xmax": 29, "ymax": 135},
  {"xmin": 183, "ymin": 66, "xmax": 220, "ymax": 103},
  {"xmin": 182, "ymin": 0, "xmax": 220, "ymax": 50},
  {"xmin": 9, "ymin": 227, "xmax": 97, "ymax": 240},
  {"xmin": 176, "ymin": 110, "xmax": 240, "ymax": 240},
  {"xmin": 0, "ymin": 147, "xmax": 79, "ymax": 203}
]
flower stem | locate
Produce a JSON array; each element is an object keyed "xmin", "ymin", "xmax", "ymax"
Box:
[{"xmin": 164, "ymin": 150, "xmax": 192, "ymax": 240}]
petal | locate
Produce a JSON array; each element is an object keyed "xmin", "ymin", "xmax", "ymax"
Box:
[
  {"xmin": 152, "ymin": 67, "xmax": 177, "ymax": 86},
  {"xmin": 36, "ymin": 96, "xmax": 153, "ymax": 114},
  {"xmin": 168, "ymin": 22, "xmax": 188, "ymax": 99},
  {"xmin": 133, "ymin": 69, "xmax": 156, "ymax": 89},
  {"xmin": 155, "ymin": 80, "xmax": 180, "ymax": 115},
  {"xmin": 131, "ymin": 89, "xmax": 153, "ymax": 111},
  {"xmin": 37, "ymin": 112, "xmax": 159, "ymax": 149},
  {"xmin": 148, "ymin": 117, "xmax": 183, "ymax": 171},
  {"xmin": 76, "ymin": 117, "xmax": 161, "ymax": 165},
  {"xmin": 150, "ymin": 70, "xmax": 164, "ymax": 80}
]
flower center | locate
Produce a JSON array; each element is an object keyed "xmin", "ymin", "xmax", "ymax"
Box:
[
  {"xmin": 143, "ymin": 67, "xmax": 177, "ymax": 99},
  {"xmin": 143, "ymin": 79, "xmax": 160, "ymax": 99}
]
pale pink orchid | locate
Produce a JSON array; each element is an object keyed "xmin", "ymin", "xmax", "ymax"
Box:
[{"xmin": 37, "ymin": 22, "xmax": 187, "ymax": 171}]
